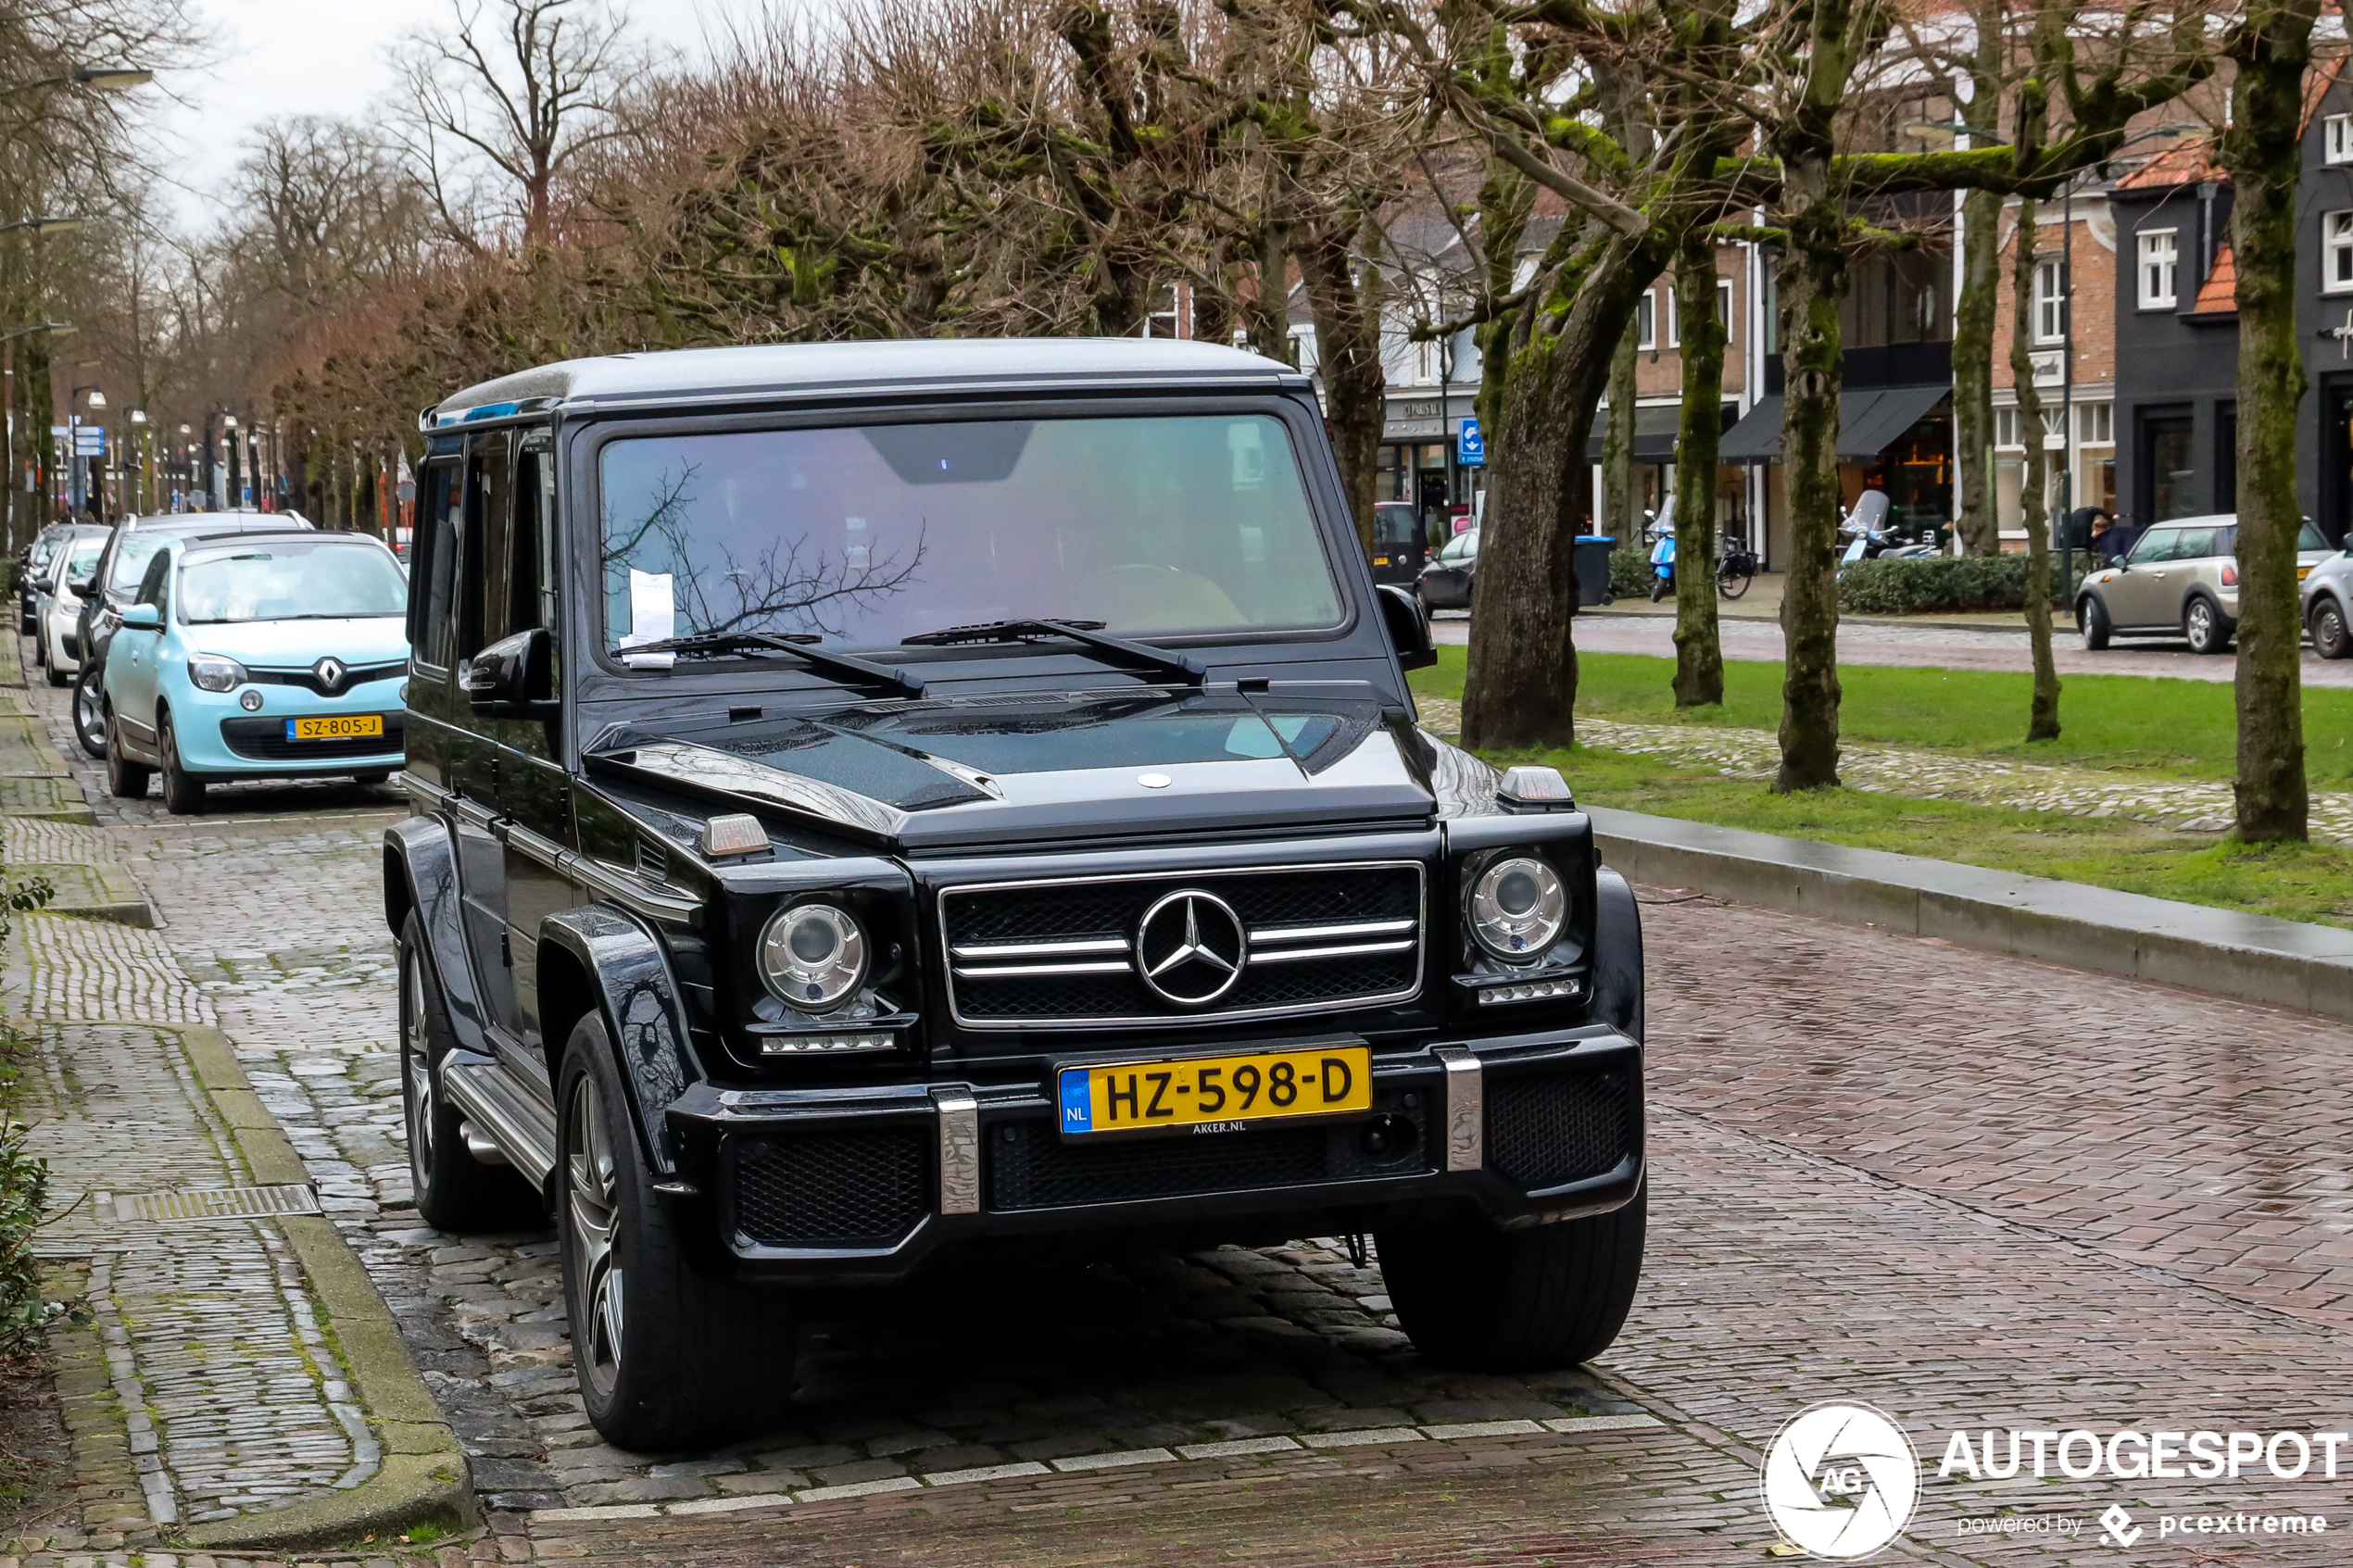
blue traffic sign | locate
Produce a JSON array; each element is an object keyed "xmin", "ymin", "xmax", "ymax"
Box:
[{"xmin": 1456, "ymin": 416, "xmax": 1484, "ymax": 465}]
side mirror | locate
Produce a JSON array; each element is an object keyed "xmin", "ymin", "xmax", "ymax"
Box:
[
  {"xmin": 30, "ymin": 578, "xmax": 52, "ymax": 595},
  {"xmin": 1376, "ymin": 583, "xmax": 1436, "ymax": 671},
  {"xmin": 466, "ymin": 626, "xmax": 557, "ymax": 717},
  {"xmin": 65, "ymin": 580, "xmax": 93, "ymax": 600},
  {"xmin": 119, "ymin": 604, "xmax": 162, "ymax": 632}
]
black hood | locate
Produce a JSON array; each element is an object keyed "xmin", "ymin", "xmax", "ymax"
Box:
[{"xmin": 585, "ymin": 688, "xmax": 1435, "ymax": 850}]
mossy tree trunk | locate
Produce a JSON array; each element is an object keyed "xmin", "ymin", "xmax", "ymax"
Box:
[
  {"xmin": 2009, "ymin": 195, "xmax": 2062, "ymax": 740},
  {"xmin": 1953, "ymin": 183, "xmax": 2003, "ymax": 557},
  {"xmin": 1771, "ymin": 165, "xmax": 1847, "ymax": 791},
  {"xmin": 1670, "ymin": 234, "xmax": 1726, "ymax": 706},
  {"xmin": 1601, "ymin": 322, "xmax": 1638, "ymax": 546},
  {"xmin": 1300, "ymin": 212, "xmax": 1391, "ymax": 559},
  {"xmin": 2221, "ymin": 0, "xmax": 2320, "ymax": 841}
]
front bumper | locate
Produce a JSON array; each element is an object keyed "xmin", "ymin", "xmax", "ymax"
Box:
[
  {"xmin": 176, "ymin": 676, "xmax": 407, "ymax": 776},
  {"xmin": 665, "ymin": 1024, "xmax": 1642, "ymax": 1285}
]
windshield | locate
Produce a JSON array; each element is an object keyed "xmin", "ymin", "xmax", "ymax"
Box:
[
  {"xmin": 180, "ymin": 542, "xmax": 408, "ymax": 624},
  {"xmin": 597, "ymin": 413, "xmax": 1341, "ymax": 657},
  {"xmin": 2301, "ymin": 521, "xmax": 2330, "ymax": 552},
  {"xmin": 108, "ymin": 532, "xmax": 170, "ymax": 593},
  {"xmin": 1437, "ymin": 530, "xmax": 1478, "ymax": 564}
]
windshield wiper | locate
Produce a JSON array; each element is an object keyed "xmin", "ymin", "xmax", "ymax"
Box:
[
  {"xmin": 623, "ymin": 630, "xmax": 926, "ymax": 697},
  {"xmin": 900, "ymin": 618, "xmax": 1205, "ymax": 687}
]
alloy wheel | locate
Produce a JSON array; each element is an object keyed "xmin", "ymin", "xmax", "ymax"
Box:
[
  {"xmin": 568, "ymin": 1075, "xmax": 624, "ymax": 1394},
  {"xmin": 403, "ymin": 954, "xmax": 436, "ymax": 1182},
  {"xmin": 74, "ymin": 674, "xmax": 104, "ymax": 751}
]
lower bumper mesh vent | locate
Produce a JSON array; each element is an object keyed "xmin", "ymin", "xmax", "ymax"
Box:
[
  {"xmin": 733, "ymin": 1128, "xmax": 929, "ymax": 1247},
  {"xmin": 1485, "ymin": 1069, "xmax": 1634, "ymax": 1191}
]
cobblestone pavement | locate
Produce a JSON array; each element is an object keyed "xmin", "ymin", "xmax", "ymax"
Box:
[
  {"xmin": 24, "ymin": 661, "xmax": 2353, "ymax": 1563},
  {"xmin": 1430, "ymin": 605, "xmax": 2353, "ymax": 686},
  {"xmin": 1410, "ymin": 693, "xmax": 2353, "ymax": 843}
]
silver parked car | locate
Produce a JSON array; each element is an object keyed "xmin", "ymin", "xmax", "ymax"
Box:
[
  {"xmin": 2075, "ymin": 514, "xmax": 2334, "ymax": 655},
  {"xmin": 2302, "ymin": 542, "xmax": 2353, "ymax": 658}
]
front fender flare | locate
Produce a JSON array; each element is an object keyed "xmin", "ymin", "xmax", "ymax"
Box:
[
  {"xmin": 1588, "ymin": 867, "xmax": 1644, "ymax": 1045},
  {"xmin": 539, "ymin": 906, "xmax": 701, "ymax": 1176},
  {"xmin": 383, "ymin": 817, "xmax": 493, "ymax": 1056}
]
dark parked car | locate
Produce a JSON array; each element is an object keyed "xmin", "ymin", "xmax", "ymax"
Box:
[
  {"xmin": 1417, "ymin": 525, "xmax": 1478, "ymax": 608},
  {"xmin": 1370, "ymin": 500, "xmax": 1427, "ymax": 586},
  {"xmin": 387, "ymin": 339, "xmax": 1648, "ymax": 1450},
  {"xmin": 20, "ymin": 523, "xmax": 71, "ymax": 635}
]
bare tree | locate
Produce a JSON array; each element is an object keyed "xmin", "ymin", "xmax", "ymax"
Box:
[{"xmin": 396, "ymin": 0, "xmax": 641, "ymax": 251}]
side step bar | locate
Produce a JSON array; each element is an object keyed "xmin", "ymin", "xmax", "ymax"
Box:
[{"xmin": 442, "ymin": 1055, "xmax": 559, "ymax": 1187}]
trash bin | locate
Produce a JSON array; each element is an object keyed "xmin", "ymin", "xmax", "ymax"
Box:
[{"xmin": 1575, "ymin": 535, "xmax": 1617, "ymax": 607}]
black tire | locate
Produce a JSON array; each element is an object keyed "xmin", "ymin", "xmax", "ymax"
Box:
[
  {"xmin": 71, "ymin": 667, "xmax": 107, "ymax": 759},
  {"xmin": 2183, "ymin": 596, "xmax": 2230, "ymax": 656},
  {"xmin": 399, "ymin": 915, "xmax": 537, "ymax": 1233},
  {"xmin": 44, "ymin": 634, "xmax": 66, "ymax": 686},
  {"xmin": 2077, "ymin": 596, "xmax": 2111, "ymax": 651},
  {"xmin": 354, "ymin": 770, "xmax": 392, "ymax": 786},
  {"xmin": 103, "ymin": 710, "xmax": 150, "ymax": 800},
  {"xmin": 1648, "ymin": 578, "xmax": 1667, "ymax": 602},
  {"xmin": 1378, "ymin": 1184, "xmax": 1646, "ymax": 1371},
  {"xmin": 2311, "ymin": 596, "xmax": 2353, "ymax": 660},
  {"xmin": 157, "ymin": 709, "xmax": 206, "ymax": 815},
  {"xmin": 559, "ymin": 1014, "xmax": 794, "ymax": 1450},
  {"xmin": 1718, "ymin": 569, "xmax": 1751, "ymax": 601}
]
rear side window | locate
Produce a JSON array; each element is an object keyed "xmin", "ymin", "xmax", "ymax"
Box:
[
  {"xmin": 134, "ymin": 549, "xmax": 170, "ymax": 617},
  {"xmin": 1375, "ymin": 506, "xmax": 1417, "ymax": 546},
  {"xmin": 2171, "ymin": 527, "xmax": 2218, "ymax": 560},
  {"xmin": 413, "ymin": 460, "xmax": 463, "ymax": 668}
]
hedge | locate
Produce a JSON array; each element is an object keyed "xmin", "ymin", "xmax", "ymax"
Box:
[{"xmin": 1835, "ymin": 551, "xmax": 2089, "ymax": 615}]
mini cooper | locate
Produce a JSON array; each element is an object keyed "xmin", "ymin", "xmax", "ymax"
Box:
[{"xmin": 386, "ymin": 339, "xmax": 1648, "ymax": 1451}]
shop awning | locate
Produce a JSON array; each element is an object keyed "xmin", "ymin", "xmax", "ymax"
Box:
[
  {"xmin": 1717, "ymin": 384, "xmax": 1951, "ymax": 464},
  {"xmin": 1584, "ymin": 404, "xmax": 1686, "ymax": 463}
]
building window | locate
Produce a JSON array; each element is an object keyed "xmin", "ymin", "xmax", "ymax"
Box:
[
  {"xmin": 2326, "ymin": 212, "xmax": 2353, "ymax": 295},
  {"xmin": 2329, "ymin": 114, "xmax": 2353, "ymax": 165},
  {"xmin": 2034, "ymin": 260, "xmax": 2068, "ymax": 343},
  {"xmin": 2138, "ymin": 230, "xmax": 2178, "ymax": 309},
  {"xmin": 2042, "ymin": 408, "xmax": 2066, "ymax": 450},
  {"xmin": 2078, "ymin": 400, "xmax": 2113, "ymax": 445},
  {"xmin": 1636, "ymin": 290, "xmax": 1656, "ymax": 350},
  {"xmin": 1718, "ymin": 279, "xmax": 1735, "ymax": 345},
  {"xmin": 1995, "ymin": 408, "xmax": 2023, "ymax": 450}
]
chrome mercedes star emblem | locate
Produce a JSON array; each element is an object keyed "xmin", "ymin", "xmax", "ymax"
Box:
[
  {"xmin": 1135, "ymin": 889, "xmax": 1248, "ymax": 1007},
  {"xmin": 314, "ymin": 657, "xmax": 346, "ymax": 691}
]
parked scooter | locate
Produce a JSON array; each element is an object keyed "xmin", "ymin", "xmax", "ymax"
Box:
[{"xmin": 1649, "ymin": 524, "xmax": 1677, "ymax": 601}]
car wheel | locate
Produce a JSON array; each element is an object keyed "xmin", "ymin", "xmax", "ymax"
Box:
[
  {"xmin": 354, "ymin": 770, "xmax": 393, "ymax": 786},
  {"xmin": 44, "ymin": 633, "xmax": 66, "ymax": 686},
  {"xmin": 2077, "ymin": 596, "xmax": 2111, "ymax": 651},
  {"xmin": 103, "ymin": 710, "xmax": 151, "ymax": 800},
  {"xmin": 157, "ymin": 710, "xmax": 206, "ymax": 815},
  {"xmin": 72, "ymin": 668, "xmax": 107, "ymax": 759},
  {"xmin": 560, "ymin": 1012, "xmax": 795, "ymax": 1450},
  {"xmin": 2311, "ymin": 596, "xmax": 2353, "ymax": 660},
  {"xmin": 1378, "ymin": 1182, "xmax": 1646, "ymax": 1371},
  {"xmin": 2183, "ymin": 596, "xmax": 2229, "ymax": 656},
  {"xmin": 400, "ymin": 915, "xmax": 537, "ymax": 1232}
]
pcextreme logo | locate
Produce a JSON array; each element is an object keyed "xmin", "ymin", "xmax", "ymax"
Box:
[{"xmin": 1761, "ymin": 1401, "xmax": 1920, "ymax": 1560}]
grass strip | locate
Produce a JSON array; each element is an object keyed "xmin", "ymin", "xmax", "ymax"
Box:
[{"xmin": 1410, "ymin": 646, "xmax": 2353, "ymax": 784}]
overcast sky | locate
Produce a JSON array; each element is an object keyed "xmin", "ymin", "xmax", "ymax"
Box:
[{"xmin": 154, "ymin": 0, "xmax": 809, "ymax": 224}]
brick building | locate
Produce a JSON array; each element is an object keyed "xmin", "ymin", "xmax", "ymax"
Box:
[{"xmin": 1987, "ymin": 186, "xmax": 2122, "ymax": 548}]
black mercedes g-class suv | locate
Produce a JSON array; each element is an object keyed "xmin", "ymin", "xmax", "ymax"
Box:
[{"xmin": 386, "ymin": 339, "xmax": 1646, "ymax": 1450}]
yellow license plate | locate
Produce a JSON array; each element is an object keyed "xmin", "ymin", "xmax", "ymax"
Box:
[
  {"xmin": 1058, "ymin": 1044, "xmax": 1373, "ymax": 1140},
  {"xmin": 286, "ymin": 714, "xmax": 384, "ymax": 742},
  {"xmin": 1374, "ymin": 556, "xmax": 1390, "ymax": 566}
]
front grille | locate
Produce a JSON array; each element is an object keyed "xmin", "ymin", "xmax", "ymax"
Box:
[
  {"xmin": 246, "ymin": 660, "xmax": 407, "ymax": 696},
  {"xmin": 944, "ymin": 862, "xmax": 1424, "ymax": 1028},
  {"xmin": 1486, "ymin": 1068, "xmax": 1634, "ymax": 1192},
  {"xmin": 988, "ymin": 1101, "xmax": 1432, "ymax": 1212},
  {"xmin": 219, "ymin": 714, "xmax": 404, "ymax": 761},
  {"xmin": 733, "ymin": 1128, "xmax": 929, "ymax": 1247}
]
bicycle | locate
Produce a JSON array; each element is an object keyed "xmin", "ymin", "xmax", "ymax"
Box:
[{"xmin": 1718, "ymin": 536, "xmax": 1757, "ymax": 600}]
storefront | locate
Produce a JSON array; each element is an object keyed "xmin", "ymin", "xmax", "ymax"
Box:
[
  {"xmin": 1379, "ymin": 390, "xmax": 1485, "ymax": 534},
  {"xmin": 1717, "ymin": 384, "xmax": 1954, "ymax": 561}
]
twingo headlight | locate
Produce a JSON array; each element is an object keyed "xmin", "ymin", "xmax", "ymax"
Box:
[
  {"xmin": 187, "ymin": 653, "xmax": 248, "ymax": 694},
  {"xmin": 758, "ymin": 902, "xmax": 868, "ymax": 1010},
  {"xmin": 1469, "ymin": 856, "xmax": 1567, "ymax": 963}
]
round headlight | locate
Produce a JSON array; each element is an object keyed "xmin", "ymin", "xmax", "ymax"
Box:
[
  {"xmin": 187, "ymin": 653, "xmax": 248, "ymax": 693},
  {"xmin": 758, "ymin": 903, "xmax": 867, "ymax": 1010},
  {"xmin": 1469, "ymin": 856, "xmax": 1567, "ymax": 962}
]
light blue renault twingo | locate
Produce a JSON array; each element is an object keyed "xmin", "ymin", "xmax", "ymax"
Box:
[{"xmin": 100, "ymin": 531, "xmax": 409, "ymax": 813}]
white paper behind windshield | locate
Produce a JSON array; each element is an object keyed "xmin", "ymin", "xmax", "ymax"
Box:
[{"xmin": 597, "ymin": 414, "xmax": 1341, "ymax": 652}]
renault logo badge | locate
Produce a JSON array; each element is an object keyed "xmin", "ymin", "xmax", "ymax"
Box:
[
  {"xmin": 1134, "ymin": 890, "xmax": 1247, "ymax": 1007},
  {"xmin": 314, "ymin": 657, "xmax": 346, "ymax": 692}
]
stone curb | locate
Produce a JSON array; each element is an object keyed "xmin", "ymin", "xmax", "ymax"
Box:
[
  {"xmin": 524, "ymin": 1414, "xmax": 1668, "ymax": 1524},
  {"xmin": 166, "ymin": 1022, "xmax": 478, "ymax": 1551},
  {"xmin": 1589, "ymin": 804, "xmax": 2353, "ymax": 1022}
]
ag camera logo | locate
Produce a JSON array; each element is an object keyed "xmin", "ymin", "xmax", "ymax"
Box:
[{"xmin": 1763, "ymin": 1401, "xmax": 1920, "ymax": 1559}]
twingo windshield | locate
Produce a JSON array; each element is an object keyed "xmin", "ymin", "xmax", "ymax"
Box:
[
  {"xmin": 596, "ymin": 413, "xmax": 1343, "ymax": 657},
  {"xmin": 179, "ymin": 542, "xmax": 407, "ymax": 624}
]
